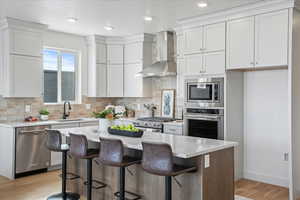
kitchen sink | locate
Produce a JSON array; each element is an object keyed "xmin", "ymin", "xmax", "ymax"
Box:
[{"xmin": 55, "ymin": 118, "xmax": 85, "ymax": 122}]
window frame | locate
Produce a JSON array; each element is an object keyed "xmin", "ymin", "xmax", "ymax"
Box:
[{"xmin": 43, "ymin": 47, "xmax": 81, "ymax": 105}]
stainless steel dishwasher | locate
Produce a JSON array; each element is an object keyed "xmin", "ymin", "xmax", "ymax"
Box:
[{"xmin": 15, "ymin": 125, "xmax": 51, "ymax": 176}]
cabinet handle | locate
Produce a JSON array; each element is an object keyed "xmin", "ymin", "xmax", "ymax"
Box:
[
  {"xmin": 250, "ymin": 62, "xmax": 254, "ymax": 65},
  {"xmin": 255, "ymin": 62, "xmax": 258, "ymax": 65}
]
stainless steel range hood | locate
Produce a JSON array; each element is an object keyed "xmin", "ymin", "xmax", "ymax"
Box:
[{"xmin": 138, "ymin": 31, "xmax": 176, "ymax": 78}]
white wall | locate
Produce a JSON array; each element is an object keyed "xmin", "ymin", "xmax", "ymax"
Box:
[
  {"xmin": 244, "ymin": 69, "xmax": 289, "ymax": 187},
  {"xmin": 43, "ymin": 30, "xmax": 88, "ymax": 96}
]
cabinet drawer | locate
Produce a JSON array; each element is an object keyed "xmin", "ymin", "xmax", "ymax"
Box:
[{"xmin": 164, "ymin": 125, "xmax": 183, "ymax": 135}]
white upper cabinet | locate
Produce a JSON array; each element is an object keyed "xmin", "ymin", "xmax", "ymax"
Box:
[
  {"xmin": 176, "ymin": 58, "xmax": 185, "ymax": 98},
  {"xmin": 124, "ymin": 43, "xmax": 143, "ymax": 64},
  {"xmin": 185, "ymin": 54, "xmax": 203, "ymax": 74},
  {"xmin": 0, "ymin": 18, "xmax": 46, "ymax": 97},
  {"xmin": 203, "ymin": 51, "xmax": 225, "ymax": 74},
  {"xmin": 124, "ymin": 63, "xmax": 141, "ymax": 97},
  {"xmin": 227, "ymin": 9, "xmax": 289, "ymax": 70},
  {"xmin": 107, "ymin": 65, "xmax": 123, "ymax": 97},
  {"xmin": 203, "ymin": 22, "xmax": 225, "ymax": 52},
  {"xmin": 255, "ymin": 9, "xmax": 289, "ymax": 68},
  {"xmin": 96, "ymin": 64, "xmax": 107, "ymax": 97},
  {"xmin": 10, "ymin": 29, "xmax": 43, "ymax": 57},
  {"xmin": 96, "ymin": 43, "xmax": 106, "ymax": 64},
  {"xmin": 11, "ymin": 55, "xmax": 42, "ymax": 97},
  {"xmin": 227, "ymin": 17, "xmax": 255, "ymax": 70},
  {"xmin": 176, "ymin": 34, "xmax": 184, "ymax": 58},
  {"xmin": 107, "ymin": 45, "xmax": 124, "ymax": 64},
  {"xmin": 184, "ymin": 27, "xmax": 203, "ymax": 54}
]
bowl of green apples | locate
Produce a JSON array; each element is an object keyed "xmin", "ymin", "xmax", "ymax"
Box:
[{"xmin": 108, "ymin": 124, "xmax": 144, "ymax": 138}]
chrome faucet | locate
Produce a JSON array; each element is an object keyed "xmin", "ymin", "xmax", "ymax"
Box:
[
  {"xmin": 63, "ymin": 101, "xmax": 72, "ymax": 119},
  {"xmin": 144, "ymin": 104, "xmax": 157, "ymax": 118}
]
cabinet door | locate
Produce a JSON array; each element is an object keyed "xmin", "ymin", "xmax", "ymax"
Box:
[
  {"xmin": 124, "ymin": 43, "xmax": 143, "ymax": 64},
  {"xmin": 10, "ymin": 30, "xmax": 42, "ymax": 57},
  {"xmin": 255, "ymin": 10, "xmax": 289, "ymax": 68},
  {"xmin": 185, "ymin": 54, "xmax": 203, "ymax": 74},
  {"xmin": 96, "ymin": 64, "xmax": 107, "ymax": 97},
  {"xmin": 203, "ymin": 22, "xmax": 225, "ymax": 52},
  {"xmin": 176, "ymin": 34, "xmax": 184, "ymax": 58},
  {"xmin": 176, "ymin": 58, "xmax": 185, "ymax": 98},
  {"xmin": 107, "ymin": 45, "xmax": 124, "ymax": 64},
  {"xmin": 124, "ymin": 63, "xmax": 142, "ymax": 97},
  {"xmin": 11, "ymin": 55, "xmax": 42, "ymax": 97},
  {"xmin": 227, "ymin": 17, "xmax": 255, "ymax": 69},
  {"xmin": 203, "ymin": 51, "xmax": 225, "ymax": 74},
  {"xmin": 107, "ymin": 65, "xmax": 123, "ymax": 97},
  {"xmin": 184, "ymin": 27, "xmax": 203, "ymax": 54},
  {"xmin": 96, "ymin": 43, "xmax": 106, "ymax": 64}
]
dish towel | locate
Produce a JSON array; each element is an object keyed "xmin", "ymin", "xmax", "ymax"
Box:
[{"xmin": 235, "ymin": 195, "xmax": 253, "ymax": 200}]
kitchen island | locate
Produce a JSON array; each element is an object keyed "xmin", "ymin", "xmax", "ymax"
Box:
[{"xmin": 57, "ymin": 126, "xmax": 237, "ymax": 200}]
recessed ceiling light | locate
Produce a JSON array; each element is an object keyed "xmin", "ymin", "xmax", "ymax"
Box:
[
  {"xmin": 197, "ymin": 1, "xmax": 208, "ymax": 8},
  {"xmin": 144, "ymin": 16, "xmax": 153, "ymax": 21},
  {"xmin": 67, "ymin": 17, "xmax": 78, "ymax": 23},
  {"xmin": 104, "ymin": 25, "xmax": 114, "ymax": 31}
]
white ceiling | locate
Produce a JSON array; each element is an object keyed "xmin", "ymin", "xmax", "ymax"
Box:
[{"xmin": 0, "ymin": 0, "xmax": 264, "ymax": 36}]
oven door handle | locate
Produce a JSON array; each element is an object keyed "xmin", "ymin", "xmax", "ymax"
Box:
[{"xmin": 184, "ymin": 115, "xmax": 220, "ymax": 121}]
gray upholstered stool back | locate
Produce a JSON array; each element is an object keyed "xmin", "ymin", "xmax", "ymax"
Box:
[
  {"xmin": 99, "ymin": 137, "xmax": 124, "ymax": 167},
  {"xmin": 141, "ymin": 142, "xmax": 174, "ymax": 176}
]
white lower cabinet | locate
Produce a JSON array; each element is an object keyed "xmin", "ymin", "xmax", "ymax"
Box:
[
  {"xmin": 96, "ymin": 64, "xmax": 107, "ymax": 97},
  {"xmin": 10, "ymin": 55, "xmax": 42, "ymax": 97},
  {"xmin": 107, "ymin": 65, "xmax": 124, "ymax": 97}
]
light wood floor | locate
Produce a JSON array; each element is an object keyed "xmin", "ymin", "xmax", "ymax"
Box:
[{"xmin": 0, "ymin": 171, "xmax": 294, "ymax": 200}]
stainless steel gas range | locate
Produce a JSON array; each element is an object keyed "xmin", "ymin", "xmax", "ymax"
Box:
[{"xmin": 133, "ymin": 117, "xmax": 175, "ymax": 133}]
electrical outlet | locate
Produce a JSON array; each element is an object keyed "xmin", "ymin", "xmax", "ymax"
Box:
[
  {"xmin": 284, "ymin": 153, "xmax": 289, "ymax": 161},
  {"xmin": 204, "ymin": 154, "xmax": 210, "ymax": 168},
  {"xmin": 25, "ymin": 105, "xmax": 31, "ymax": 113},
  {"xmin": 85, "ymin": 104, "xmax": 91, "ymax": 110}
]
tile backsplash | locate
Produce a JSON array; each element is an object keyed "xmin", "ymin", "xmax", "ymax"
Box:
[{"xmin": 0, "ymin": 76, "xmax": 181, "ymax": 123}]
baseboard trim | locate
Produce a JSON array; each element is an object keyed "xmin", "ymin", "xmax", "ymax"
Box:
[{"xmin": 244, "ymin": 170, "xmax": 289, "ymax": 187}]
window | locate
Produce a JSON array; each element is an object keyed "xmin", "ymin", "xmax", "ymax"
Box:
[{"xmin": 43, "ymin": 48, "xmax": 79, "ymax": 104}]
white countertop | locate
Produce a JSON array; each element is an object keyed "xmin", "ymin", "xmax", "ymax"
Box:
[
  {"xmin": 0, "ymin": 117, "xmax": 137, "ymax": 128},
  {"xmin": 56, "ymin": 126, "xmax": 237, "ymax": 159},
  {"xmin": 0, "ymin": 118, "xmax": 99, "ymax": 128}
]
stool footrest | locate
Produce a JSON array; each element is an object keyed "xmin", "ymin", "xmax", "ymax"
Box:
[
  {"xmin": 59, "ymin": 172, "xmax": 80, "ymax": 180},
  {"xmin": 114, "ymin": 191, "xmax": 142, "ymax": 200},
  {"xmin": 84, "ymin": 179, "xmax": 107, "ymax": 190}
]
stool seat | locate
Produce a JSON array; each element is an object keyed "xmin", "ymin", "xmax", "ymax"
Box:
[
  {"xmin": 83, "ymin": 148, "xmax": 99, "ymax": 159},
  {"xmin": 171, "ymin": 164, "xmax": 197, "ymax": 176}
]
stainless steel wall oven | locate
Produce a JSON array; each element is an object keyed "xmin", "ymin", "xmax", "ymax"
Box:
[{"xmin": 184, "ymin": 108, "xmax": 224, "ymax": 140}]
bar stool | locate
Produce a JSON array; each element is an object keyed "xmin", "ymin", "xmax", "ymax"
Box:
[
  {"xmin": 98, "ymin": 137, "xmax": 142, "ymax": 200},
  {"xmin": 46, "ymin": 130, "xmax": 80, "ymax": 200},
  {"xmin": 69, "ymin": 134, "xmax": 106, "ymax": 200},
  {"xmin": 141, "ymin": 142, "xmax": 197, "ymax": 200}
]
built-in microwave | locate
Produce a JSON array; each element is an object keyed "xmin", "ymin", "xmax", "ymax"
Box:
[{"xmin": 184, "ymin": 76, "xmax": 224, "ymax": 108}]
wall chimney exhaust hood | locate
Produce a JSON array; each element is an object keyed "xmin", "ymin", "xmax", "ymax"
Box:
[{"xmin": 137, "ymin": 31, "xmax": 176, "ymax": 78}]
